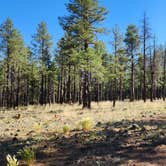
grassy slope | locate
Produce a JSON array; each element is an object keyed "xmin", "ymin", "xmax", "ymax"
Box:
[{"xmin": 0, "ymin": 100, "xmax": 166, "ymax": 165}]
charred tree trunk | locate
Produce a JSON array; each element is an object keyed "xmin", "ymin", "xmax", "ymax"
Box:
[
  {"xmin": 150, "ymin": 53, "xmax": 154, "ymax": 102},
  {"xmin": 82, "ymin": 71, "xmax": 90, "ymax": 108},
  {"xmin": 82, "ymin": 41, "xmax": 91, "ymax": 109}
]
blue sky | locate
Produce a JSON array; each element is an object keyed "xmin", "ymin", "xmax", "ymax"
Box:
[{"xmin": 0, "ymin": 0, "xmax": 166, "ymax": 52}]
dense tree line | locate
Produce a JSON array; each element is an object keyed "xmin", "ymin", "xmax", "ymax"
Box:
[{"xmin": 0, "ymin": 0, "xmax": 165, "ymax": 109}]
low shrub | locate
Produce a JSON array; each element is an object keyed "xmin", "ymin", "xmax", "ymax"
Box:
[
  {"xmin": 81, "ymin": 117, "xmax": 93, "ymax": 131},
  {"xmin": 17, "ymin": 147, "xmax": 35, "ymax": 166},
  {"xmin": 63, "ymin": 125, "xmax": 70, "ymax": 134}
]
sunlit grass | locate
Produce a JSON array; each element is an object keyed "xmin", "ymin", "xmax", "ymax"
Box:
[{"xmin": 0, "ymin": 100, "xmax": 165, "ymax": 136}]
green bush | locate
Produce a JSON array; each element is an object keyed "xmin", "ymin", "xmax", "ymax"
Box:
[
  {"xmin": 6, "ymin": 154, "xmax": 19, "ymax": 166},
  {"xmin": 63, "ymin": 125, "xmax": 70, "ymax": 134},
  {"xmin": 17, "ymin": 147, "xmax": 35, "ymax": 166},
  {"xmin": 81, "ymin": 117, "xmax": 93, "ymax": 131}
]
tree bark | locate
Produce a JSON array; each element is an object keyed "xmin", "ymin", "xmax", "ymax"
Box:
[
  {"xmin": 40, "ymin": 73, "xmax": 44, "ymax": 105},
  {"xmin": 67, "ymin": 64, "xmax": 71, "ymax": 103},
  {"xmin": 130, "ymin": 51, "xmax": 135, "ymax": 101},
  {"xmin": 82, "ymin": 41, "xmax": 91, "ymax": 109}
]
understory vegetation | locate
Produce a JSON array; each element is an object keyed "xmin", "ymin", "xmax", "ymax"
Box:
[
  {"xmin": 0, "ymin": 101, "xmax": 165, "ymax": 165},
  {"xmin": 0, "ymin": 0, "xmax": 165, "ymax": 109}
]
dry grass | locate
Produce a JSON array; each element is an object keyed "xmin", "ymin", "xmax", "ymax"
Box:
[
  {"xmin": 0, "ymin": 100, "xmax": 165, "ymax": 140},
  {"xmin": 0, "ymin": 100, "xmax": 165, "ymax": 165}
]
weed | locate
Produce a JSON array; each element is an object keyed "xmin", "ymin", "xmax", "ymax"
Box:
[
  {"xmin": 6, "ymin": 154, "xmax": 19, "ymax": 166},
  {"xmin": 17, "ymin": 147, "xmax": 35, "ymax": 166},
  {"xmin": 63, "ymin": 124, "xmax": 70, "ymax": 134},
  {"xmin": 34, "ymin": 123, "xmax": 42, "ymax": 133},
  {"xmin": 89, "ymin": 131, "xmax": 97, "ymax": 139}
]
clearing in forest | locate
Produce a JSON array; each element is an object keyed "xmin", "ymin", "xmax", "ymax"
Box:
[{"xmin": 0, "ymin": 100, "xmax": 166, "ymax": 166}]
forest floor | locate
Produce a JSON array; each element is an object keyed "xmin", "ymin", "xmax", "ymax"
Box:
[{"xmin": 0, "ymin": 100, "xmax": 166, "ymax": 166}]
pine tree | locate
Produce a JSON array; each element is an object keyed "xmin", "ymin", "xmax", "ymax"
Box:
[
  {"xmin": 0, "ymin": 18, "xmax": 28, "ymax": 108},
  {"xmin": 111, "ymin": 25, "xmax": 124, "ymax": 107},
  {"xmin": 124, "ymin": 25, "xmax": 140, "ymax": 101},
  {"xmin": 59, "ymin": 0, "xmax": 108, "ymax": 109},
  {"xmin": 32, "ymin": 21, "xmax": 53, "ymax": 105},
  {"xmin": 151, "ymin": 36, "xmax": 157, "ymax": 101},
  {"xmin": 141, "ymin": 13, "xmax": 151, "ymax": 102}
]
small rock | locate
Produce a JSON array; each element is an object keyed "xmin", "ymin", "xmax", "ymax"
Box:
[
  {"xmin": 96, "ymin": 121, "xmax": 102, "ymax": 126},
  {"xmin": 26, "ymin": 141, "xmax": 30, "ymax": 145},
  {"xmin": 12, "ymin": 137, "xmax": 18, "ymax": 142},
  {"xmin": 12, "ymin": 114, "xmax": 21, "ymax": 120},
  {"xmin": 15, "ymin": 133, "xmax": 18, "ymax": 136},
  {"xmin": 128, "ymin": 124, "xmax": 140, "ymax": 130}
]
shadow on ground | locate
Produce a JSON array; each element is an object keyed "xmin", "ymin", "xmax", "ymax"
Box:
[{"xmin": 0, "ymin": 116, "xmax": 166, "ymax": 166}]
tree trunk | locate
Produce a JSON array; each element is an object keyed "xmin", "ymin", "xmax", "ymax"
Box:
[
  {"xmin": 119, "ymin": 76, "xmax": 123, "ymax": 101},
  {"xmin": 95, "ymin": 81, "xmax": 100, "ymax": 103},
  {"xmin": 40, "ymin": 73, "xmax": 44, "ymax": 105},
  {"xmin": 60, "ymin": 71, "xmax": 63, "ymax": 104},
  {"xmin": 72, "ymin": 65, "xmax": 76, "ymax": 103},
  {"xmin": 153, "ymin": 38, "xmax": 156, "ymax": 100},
  {"xmin": 6, "ymin": 49, "xmax": 10, "ymax": 108},
  {"xmin": 130, "ymin": 52, "xmax": 135, "ymax": 101},
  {"xmin": 150, "ymin": 54, "xmax": 154, "ymax": 102},
  {"xmin": 79, "ymin": 76, "xmax": 83, "ymax": 105},
  {"xmin": 143, "ymin": 36, "xmax": 146, "ymax": 102},
  {"xmin": 44, "ymin": 74, "xmax": 47, "ymax": 104},
  {"xmin": 113, "ymin": 78, "xmax": 117, "ymax": 107},
  {"xmin": 67, "ymin": 64, "xmax": 71, "ymax": 103},
  {"xmin": 82, "ymin": 41, "xmax": 91, "ymax": 109},
  {"xmin": 82, "ymin": 71, "xmax": 91, "ymax": 109},
  {"xmin": 16, "ymin": 68, "xmax": 20, "ymax": 107}
]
